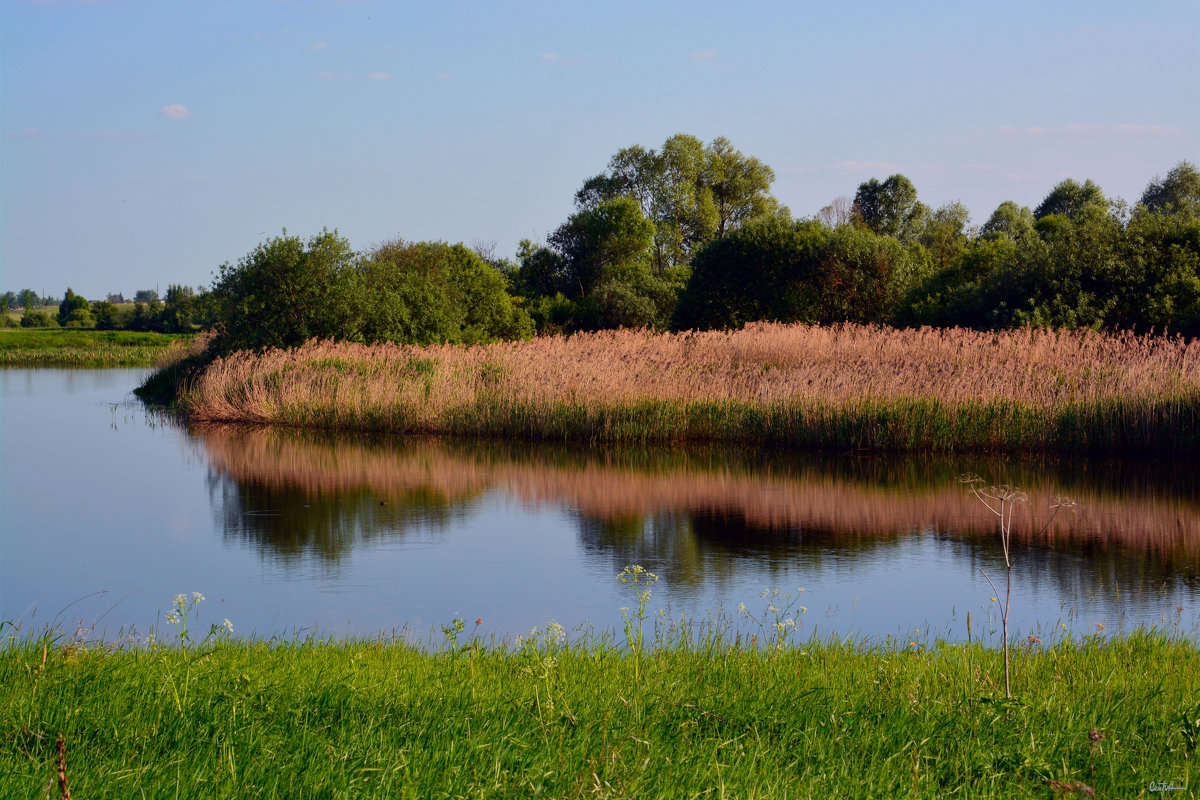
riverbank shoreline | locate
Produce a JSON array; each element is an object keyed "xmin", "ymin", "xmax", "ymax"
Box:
[{"xmin": 2, "ymin": 628, "xmax": 1195, "ymax": 798}]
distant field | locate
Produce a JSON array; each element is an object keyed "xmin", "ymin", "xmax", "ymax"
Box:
[
  {"xmin": 2, "ymin": 304, "xmax": 59, "ymax": 325},
  {"xmin": 3, "ymin": 303, "xmax": 141, "ymax": 325},
  {"xmin": 0, "ymin": 329, "xmax": 190, "ymax": 367}
]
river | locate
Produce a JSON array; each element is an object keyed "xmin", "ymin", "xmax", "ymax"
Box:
[{"xmin": 2, "ymin": 368, "xmax": 1196, "ymax": 646}]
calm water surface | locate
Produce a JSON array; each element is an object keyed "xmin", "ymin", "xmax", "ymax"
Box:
[{"xmin": 2, "ymin": 369, "xmax": 1198, "ymax": 644}]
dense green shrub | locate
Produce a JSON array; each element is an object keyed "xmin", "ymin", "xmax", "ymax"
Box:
[
  {"xmin": 208, "ymin": 232, "xmax": 533, "ymax": 355},
  {"xmin": 19, "ymin": 310, "xmax": 56, "ymax": 328},
  {"xmin": 896, "ymin": 192, "xmax": 1200, "ymax": 335},
  {"xmin": 511, "ymin": 199, "xmax": 687, "ymax": 332},
  {"xmin": 355, "ymin": 240, "xmax": 533, "ymax": 345},
  {"xmin": 210, "ymin": 229, "xmax": 358, "ymax": 353},
  {"xmin": 91, "ymin": 301, "xmax": 129, "ymax": 330},
  {"xmin": 672, "ymin": 218, "xmax": 927, "ymax": 330},
  {"xmin": 57, "ymin": 288, "xmax": 91, "ymax": 327}
]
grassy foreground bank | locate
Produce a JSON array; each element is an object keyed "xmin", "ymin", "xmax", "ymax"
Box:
[
  {"xmin": 0, "ymin": 329, "xmax": 189, "ymax": 367},
  {"xmin": 2, "ymin": 628, "xmax": 1196, "ymax": 798},
  {"xmin": 149, "ymin": 323, "xmax": 1200, "ymax": 455}
]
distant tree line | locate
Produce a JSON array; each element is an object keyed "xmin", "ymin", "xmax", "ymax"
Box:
[
  {"xmin": 12, "ymin": 136, "xmax": 1200, "ymax": 348},
  {"xmin": 0, "ymin": 290, "xmax": 59, "ymax": 315},
  {"xmin": 502, "ymin": 139, "xmax": 1200, "ymax": 338},
  {"xmin": 2, "ymin": 285, "xmax": 210, "ymax": 331}
]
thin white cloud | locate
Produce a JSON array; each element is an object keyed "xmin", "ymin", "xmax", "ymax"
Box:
[
  {"xmin": 93, "ymin": 130, "xmax": 146, "ymax": 140},
  {"xmin": 691, "ymin": 49, "xmax": 719, "ymax": 61},
  {"xmin": 4, "ymin": 127, "xmax": 51, "ymax": 139},
  {"xmin": 540, "ymin": 52, "xmax": 561, "ymax": 61},
  {"xmin": 436, "ymin": 71, "xmax": 453, "ymax": 80},
  {"xmin": 956, "ymin": 162, "xmax": 1069, "ymax": 183},
  {"xmin": 313, "ymin": 71, "xmax": 391, "ymax": 81},
  {"xmin": 308, "ymin": 41, "xmax": 328, "ymax": 51},
  {"xmin": 829, "ymin": 160, "xmax": 902, "ymax": 172},
  {"xmin": 1064, "ymin": 123, "xmax": 1185, "ymax": 136},
  {"xmin": 995, "ymin": 123, "xmax": 1184, "ymax": 138},
  {"xmin": 161, "ymin": 104, "xmax": 192, "ymax": 121},
  {"xmin": 783, "ymin": 160, "xmax": 907, "ymax": 176},
  {"xmin": 997, "ymin": 126, "xmax": 1049, "ymax": 137}
]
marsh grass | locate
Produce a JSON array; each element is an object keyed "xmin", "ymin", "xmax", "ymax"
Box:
[
  {"xmin": 167, "ymin": 323, "xmax": 1200, "ymax": 455},
  {"xmin": 2, "ymin": 614, "xmax": 1197, "ymax": 799},
  {"xmin": 0, "ymin": 329, "xmax": 190, "ymax": 367}
]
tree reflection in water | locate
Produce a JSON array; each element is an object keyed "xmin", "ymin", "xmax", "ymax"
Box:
[{"xmin": 193, "ymin": 424, "xmax": 1200, "ymax": 598}]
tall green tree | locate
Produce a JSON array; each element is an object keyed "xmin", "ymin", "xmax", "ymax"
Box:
[
  {"xmin": 673, "ymin": 217, "xmax": 926, "ymax": 330},
  {"xmin": 1033, "ymin": 178, "xmax": 1107, "ymax": 221},
  {"xmin": 159, "ymin": 285, "xmax": 198, "ymax": 333},
  {"xmin": 57, "ymin": 287, "xmax": 93, "ymax": 327},
  {"xmin": 706, "ymin": 136, "xmax": 784, "ymax": 237},
  {"xmin": 546, "ymin": 197, "xmax": 682, "ymax": 329},
  {"xmin": 549, "ymin": 197, "xmax": 657, "ymax": 299},
  {"xmin": 920, "ymin": 202, "xmax": 972, "ymax": 271},
  {"xmin": 853, "ymin": 174, "xmax": 930, "ymax": 243},
  {"xmin": 211, "ymin": 229, "xmax": 359, "ymax": 353},
  {"xmin": 980, "ymin": 201, "xmax": 1036, "ymax": 243},
  {"xmin": 573, "ymin": 134, "xmax": 784, "ymax": 273},
  {"xmin": 91, "ymin": 301, "xmax": 127, "ymax": 330},
  {"xmin": 1140, "ymin": 160, "xmax": 1200, "ymax": 216},
  {"xmin": 654, "ymin": 134, "xmax": 717, "ymax": 270},
  {"xmin": 510, "ymin": 239, "xmax": 566, "ymax": 299}
]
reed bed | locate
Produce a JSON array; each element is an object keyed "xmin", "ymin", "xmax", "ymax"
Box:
[
  {"xmin": 195, "ymin": 426, "xmax": 1200, "ymax": 570},
  {"xmin": 174, "ymin": 323, "xmax": 1200, "ymax": 454}
]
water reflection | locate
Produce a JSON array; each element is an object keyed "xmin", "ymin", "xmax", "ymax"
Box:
[
  {"xmin": 193, "ymin": 424, "xmax": 1200, "ymax": 599},
  {"xmin": 9, "ymin": 368, "xmax": 1193, "ymax": 641}
]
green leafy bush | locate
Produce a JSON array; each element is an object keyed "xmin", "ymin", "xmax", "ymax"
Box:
[
  {"xmin": 19, "ymin": 310, "xmax": 57, "ymax": 328},
  {"xmin": 672, "ymin": 217, "xmax": 926, "ymax": 330},
  {"xmin": 209, "ymin": 232, "xmax": 534, "ymax": 355}
]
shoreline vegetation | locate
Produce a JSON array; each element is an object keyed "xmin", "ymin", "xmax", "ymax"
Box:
[
  {"xmin": 2, "ymin": 619, "xmax": 1196, "ymax": 798},
  {"xmin": 145, "ymin": 322, "xmax": 1200, "ymax": 456},
  {"xmin": 0, "ymin": 329, "xmax": 189, "ymax": 368}
]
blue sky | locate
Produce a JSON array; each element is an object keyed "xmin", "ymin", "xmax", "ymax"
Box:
[{"xmin": 2, "ymin": 0, "xmax": 1197, "ymax": 299}]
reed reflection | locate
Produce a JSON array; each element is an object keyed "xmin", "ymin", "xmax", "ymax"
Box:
[{"xmin": 193, "ymin": 424, "xmax": 1200, "ymax": 595}]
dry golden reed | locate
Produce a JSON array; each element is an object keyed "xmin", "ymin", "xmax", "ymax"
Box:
[{"xmin": 177, "ymin": 323, "xmax": 1200, "ymax": 454}]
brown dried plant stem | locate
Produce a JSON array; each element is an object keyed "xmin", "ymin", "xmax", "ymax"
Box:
[
  {"xmin": 967, "ymin": 480, "xmax": 1068, "ymax": 698},
  {"xmin": 56, "ymin": 732, "xmax": 70, "ymax": 800}
]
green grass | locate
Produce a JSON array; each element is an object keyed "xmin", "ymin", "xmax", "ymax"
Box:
[
  {"xmin": 236, "ymin": 390, "xmax": 1200, "ymax": 458},
  {"xmin": 2, "ymin": 624, "xmax": 1196, "ymax": 798},
  {"xmin": 424, "ymin": 394, "xmax": 1200, "ymax": 457},
  {"xmin": 0, "ymin": 329, "xmax": 189, "ymax": 367}
]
